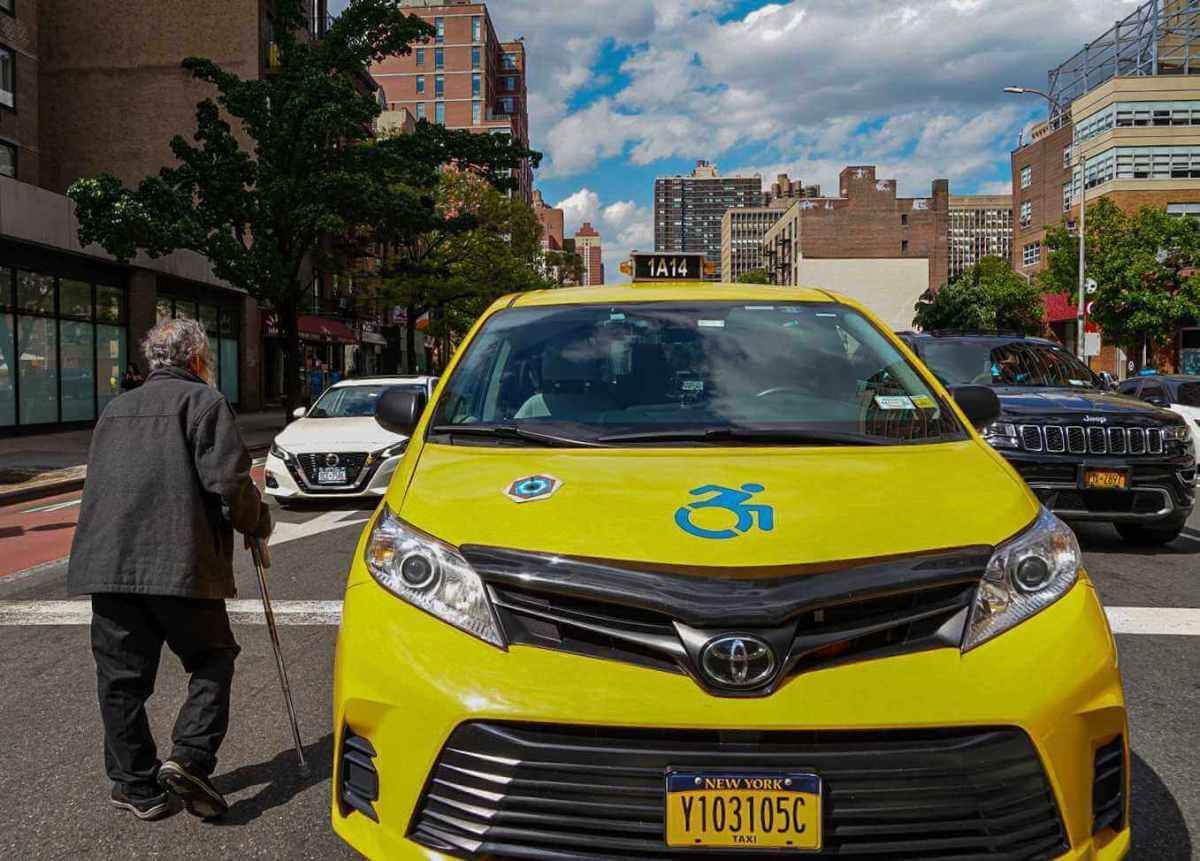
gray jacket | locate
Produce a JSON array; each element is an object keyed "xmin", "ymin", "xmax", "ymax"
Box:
[{"xmin": 67, "ymin": 366, "xmax": 268, "ymax": 599}]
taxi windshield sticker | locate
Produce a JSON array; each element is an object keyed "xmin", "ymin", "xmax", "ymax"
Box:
[
  {"xmin": 911, "ymin": 395, "xmax": 937, "ymax": 409},
  {"xmin": 874, "ymin": 395, "xmax": 915, "ymax": 410}
]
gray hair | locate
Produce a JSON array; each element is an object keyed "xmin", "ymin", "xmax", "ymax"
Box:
[{"xmin": 143, "ymin": 318, "xmax": 212, "ymax": 372}]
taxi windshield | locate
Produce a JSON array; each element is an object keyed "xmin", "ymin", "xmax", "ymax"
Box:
[
  {"xmin": 311, "ymin": 385, "xmax": 426, "ymax": 419},
  {"xmin": 915, "ymin": 339, "xmax": 1100, "ymax": 390},
  {"xmin": 428, "ymin": 302, "xmax": 965, "ymax": 446}
]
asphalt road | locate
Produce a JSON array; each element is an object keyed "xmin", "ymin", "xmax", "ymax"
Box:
[{"xmin": 0, "ymin": 494, "xmax": 1196, "ymax": 860}]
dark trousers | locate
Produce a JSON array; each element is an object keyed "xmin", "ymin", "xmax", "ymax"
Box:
[{"xmin": 90, "ymin": 594, "xmax": 240, "ymax": 797}]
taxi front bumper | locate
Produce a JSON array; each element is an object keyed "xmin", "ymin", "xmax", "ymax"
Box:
[{"xmin": 331, "ymin": 576, "xmax": 1129, "ymax": 860}]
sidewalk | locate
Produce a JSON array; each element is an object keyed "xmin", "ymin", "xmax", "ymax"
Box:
[{"xmin": 0, "ymin": 409, "xmax": 286, "ymax": 504}]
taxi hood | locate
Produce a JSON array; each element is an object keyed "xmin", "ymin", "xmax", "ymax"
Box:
[{"xmin": 394, "ymin": 441, "xmax": 1038, "ymax": 568}]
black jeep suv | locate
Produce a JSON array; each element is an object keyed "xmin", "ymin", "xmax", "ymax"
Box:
[{"xmin": 901, "ymin": 332, "xmax": 1196, "ymax": 545}]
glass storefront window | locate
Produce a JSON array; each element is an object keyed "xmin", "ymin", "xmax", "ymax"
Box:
[
  {"xmin": 175, "ymin": 301, "xmax": 197, "ymax": 321},
  {"xmin": 60, "ymin": 279, "xmax": 92, "ymax": 319},
  {"xmin": 220, "ymin": 337, "xmax": 239, "ymax": 404},
  {"xmin": 0, "ymin": 313, "xmax": 13, "ymax": 426},
  {"xmin": 200, "ymin": 304, "xmax": 219, "ymax": 335},
  {"xmin": 18, "ymin": 316, "xmax": 58, "ymax": 424},
  {"xmin": 0, "ymin": 268, "xmax": 12, "ymax": 309},
  {"xmin": 156, "ymin": 297, "xmax": 173, "ymax": 325},
  {"xmin": 97, "ymin": 324, "xmax": 126, "ymax": 415},
  {"xmin": 17, "ymin": 271, "xmax": 54, "ymax": 314},
  {"xmin": 97, "ymin": 286, "xmax": 124, "ymax": 323},
  {"xmin": 60, "ymin": 320, "xmax": 95, "ymax": 421}
]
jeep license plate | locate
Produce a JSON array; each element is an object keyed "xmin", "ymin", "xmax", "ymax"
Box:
[
  {"xmin": 665, "ymin": 771, "xmax": 821, "ymax": 850},
  {"xmin": 1084, "ymin": 469, "xmax": 1127, "ymax": 490}
]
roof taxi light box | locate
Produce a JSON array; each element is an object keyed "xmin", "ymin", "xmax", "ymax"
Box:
[{"xmin": 634, "ymin": 253, "xmax": 706, "ymax": 281}]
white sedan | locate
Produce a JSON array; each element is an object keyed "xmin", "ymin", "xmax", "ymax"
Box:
[
  {"xmin": 265, "ymin": 376, "xmax": 437, "ymax": 502},
  {"xmin": 1118, "ymin": 374, "xmax": 1200, "ymax": 466}
]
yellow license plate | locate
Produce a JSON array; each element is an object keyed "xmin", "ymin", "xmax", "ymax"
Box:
[
  {"xmin": 1085, "ymin": 469, "xmax": 1127, "ymax": 489},
  {"xmin": 665, "ymin": 772, "xmax": 822, "ymax": 850}
]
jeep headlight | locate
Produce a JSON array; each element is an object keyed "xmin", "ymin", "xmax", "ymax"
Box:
[
  {"xmin": 364, "ymin": 503, "xmax": 505, "ymax": 647},
  {"xmin": 1163, "ymin": 425, "xmax": 1190, "ymax": 443},
  {"xmin": 963, "ymin": 507, "xmax": 1081, "ymax": 652},
  {"xmin": 982, "ymin": 421, "xmax": 1020, "ymax": 450}
]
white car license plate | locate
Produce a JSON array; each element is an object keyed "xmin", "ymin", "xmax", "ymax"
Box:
[{"xmin": 317, "ymin": 467, "xmax": 348, "ymax": 484}]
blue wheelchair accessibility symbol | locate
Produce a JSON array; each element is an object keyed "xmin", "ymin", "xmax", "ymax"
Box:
[{"xmin": 674, "ymin": 484, "xmax": 774, "ymax": 540}]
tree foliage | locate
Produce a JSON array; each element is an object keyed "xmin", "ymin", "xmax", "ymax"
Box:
[
  {"xmin": 1041, "ymin": 197, "xmax": 1200, "ymax": 353},
  {"xmin": 65, "ymin": 0, "xmax": 539, "ymax": 409},
  {"xmin": 738, "ymin": 269, "xmax": 770, "ymax": 284},
  {"xmin": 913, "ymin": 256, "xmax": 1045, "ymax": 335}
]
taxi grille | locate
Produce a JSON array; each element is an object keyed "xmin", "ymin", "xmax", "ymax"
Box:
[
  {"xmin": 1017, "ymin": 424, "xmax": 1162, "ymax": 456},
  {"xmin": 409, "ymin": 722, "xmax": 1069, "ymax": 860}
]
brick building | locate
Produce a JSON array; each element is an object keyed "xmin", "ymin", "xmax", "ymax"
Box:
[
  {"xmin": 948, "ymin": 194, "xmax": 1013, "ymax": 280},
  {"xmin": 371, "ymin": 0, "xmax": 532, "ymax": 204},
  {"xmin": 762, "ymin": 166, "xmax": 949, "ymax": 329},
  {"xmin": 573, "ymin": 222, "xmax": 603, "ymax": 286},
  {"xmin": 0, "ymin": 0, "xmax": 339, "ymax": 431},
  {"xmin": 654, "ymin": 160, "xmax": 763, "ymax": 280},
  {"xmin": 532, "ymin": 189, "xmax": 563, "ymax": 251},
  {"xmin": 719, "ymin": 173, "xmax": 822, "ymax": 282},
  {"xmin": 1011, "ymin": 0, "xmax": 1200, "ymax": 374}
]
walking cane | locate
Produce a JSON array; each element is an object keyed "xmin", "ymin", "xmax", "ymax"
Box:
[{"xmin": 249, "ymin": 537, "xmax": 310, "ymax": 775}]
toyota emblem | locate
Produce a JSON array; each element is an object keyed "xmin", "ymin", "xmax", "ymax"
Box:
[
  {"xmin": 324, "ymin": 453, "xmax": 341, "ymax": 467},
  {"xmin": 699, "ymin": 635, "xmax": 777, "ymax": 690}
]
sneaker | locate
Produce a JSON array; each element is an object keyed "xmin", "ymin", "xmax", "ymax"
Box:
[
  {"xmin": 111, "ymin": 786, "xmax": 172, "ymax": 821},
  {"xmin": 157, "ymin": 759, "xmax": 229, "ymax": 820}
]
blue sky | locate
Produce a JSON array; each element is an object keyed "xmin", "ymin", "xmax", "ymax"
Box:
[{"xmin": 337, "ymin": 0, "xmax": 1141, "ymax": 277}]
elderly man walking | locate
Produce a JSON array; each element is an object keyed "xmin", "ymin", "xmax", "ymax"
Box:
[{"xmin": 68, "ymin": 318, "xmax": 272, "ymax": 821}]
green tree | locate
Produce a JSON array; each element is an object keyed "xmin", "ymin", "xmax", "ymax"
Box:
[
  {"xmin": 544, "ymin": 250, "xmax": 585, "ymax": 286},
  {"xmin": 66, "ymin": 0, "xmax": 536, "ymax": 413},
  {"xmin": 738, "ymin": 268, "xmax": 771, "ymax": 284},
  {"xmin": 913, "ymin": 256, "xmax": 1044, "ymax": 335},
  {"xmin": 1041, "ymin": 197, "xmax": 1200, "ymax": 363}
]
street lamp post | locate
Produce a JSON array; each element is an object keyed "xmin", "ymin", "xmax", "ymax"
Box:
[{"xmin": 1005, "ymin": 86, "xmax": 1088, "ymax": 362}]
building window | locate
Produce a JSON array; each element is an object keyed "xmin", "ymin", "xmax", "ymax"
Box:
[
  {"xmin": 471, "ymin": 72, "xmax": 480, "ymax": 97},
  {"xmin": 415, "ymin": 75, "xmax": 425, "ymax": 95},
  {"xmin": 434, "ymin": 48, "xmax": 443, "ymax": 70},
  {"xmin": 472, "ymin": 15, "xmax": 481, "ymax": 43},
  {"xmin": 435, "ymin": 102, "xmax": 445, "ymax": 125},
  {"xmin": 1063, "ymin": 183, "xmax": 1072, "ymax": 212},
  {"xmin": 434, "ymin": 16, "xmax": 444, "ymax": 43},
  {"xmin": 0, "ymin": 46, "xmax": 13, "ymax": 109},
  {"xmin": 1020, "ymin": 200, "xmax": 1032, "ymax": 227},
  {"xmin": 472, "ymin": 100, "xmax": 481, "ymax": 124},
  {"xmin": 1023, "ymin": 242, "xmax": 1041, "ymax": 267},
  {"xmin": 471, "ymin": 46, "xmax": 481, "ymax": 70},
  {"xmin": 415, "ymin": 102, "xmax": 426, "ymax": 121},
  {"xmin": 415, "ymin": 48, "xmax": 425, "ymax": 67},
  {"xmin": 503, "ymin": 52, "xmax": 518, "ymax": 70},
  {"xmin": 900, "ymin": 213, "xmax": 908, "ymax": 226},
  {"xmin": 1020, "ymin": 165, "xmax": 1032, "ymax": 189},
  {"xmin": 434, "ymin": 75, "xmax": 444, "ymax": 98},
  {"xmin": 1168, "ymin": 202, "xmax": 1200, "ymax": 217},
  {"xmin": 504, "ymin": 75, "xmax": 516, "ymax": 92},
  {"xmin": 901, "ymin": 239, "xmax": 909, "ymax": 253},
  {"xmin": 0, "ymin": 139, "xmax": 14, "ymax": 178},
  {"xmin": 500, "ymin": 97, "xmax": 514, "ymax": 114},
  {"xmin": 1063, "ymin": 146, "xmax": 1072, "ymax": 168}
]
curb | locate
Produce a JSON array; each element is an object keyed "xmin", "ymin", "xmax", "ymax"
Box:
[{"xmin": 0, "ymin": 442, "xmax": 272, "ymax": 506}]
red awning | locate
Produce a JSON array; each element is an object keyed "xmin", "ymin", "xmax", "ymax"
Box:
[
  {"xmin": 298, "ymin": 315, "xmax": 357, "ymax": 345},
  {"xmin": 1042, "ymin": 293, "xmax": 1077, "ymax": 324}
]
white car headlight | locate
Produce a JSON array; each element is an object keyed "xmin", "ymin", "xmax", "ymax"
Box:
[
  {"xmin": 269, "ymin": 442, "xmax": 293, "ymax": 462},
  {"xmin": 363, "ymin": 503, "xmax": 505, "ymax": 648},
  {"xmin": 372, "ymin": 440, "xmax": 409, "ymax": 461},
  {"xmin": 963, "ymin": 507, "xmax": 1081, "ymax": 652}
]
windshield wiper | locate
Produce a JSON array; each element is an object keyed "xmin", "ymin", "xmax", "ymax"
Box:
[
  {"xmin": 429, "ymin": 423, "xmax": 604, "ymax": 448},
  {"xmin": 596, "ymin": 426, "xmax": 891, "ymax": 445}
]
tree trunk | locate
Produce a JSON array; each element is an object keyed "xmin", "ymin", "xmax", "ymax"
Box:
[
  {"xmin": 281, "ymin": 302, "xmax": 302, "ymax": 422},
  {"xmin": 405, "ymin": 305, "xmax": 418, "ymax": 374}
]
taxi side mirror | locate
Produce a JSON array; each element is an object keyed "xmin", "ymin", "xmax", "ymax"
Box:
[
  {"xmin": 376, "ymin": 389, "xmax": 428, "ymax": 436},
  {"xmin": 950, "ymin": 385, "xmax": 1001, "ymax": 430}
]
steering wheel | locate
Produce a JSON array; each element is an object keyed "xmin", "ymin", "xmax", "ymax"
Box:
[{"xmin": 755, "ymin": 386, "xmax": 807, "ymax": 399}]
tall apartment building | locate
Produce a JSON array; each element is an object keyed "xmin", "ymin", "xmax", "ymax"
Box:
[
  {"xmin": 373, "ymin": 1, "xmax": 533, "ymax": 203},
  {"xmin": 573, "ymin": 223, "xmax": 604, "ymax": 286},
  {"xmin": 720, "ymin": 205, "xmax": 788, "ymax": 283},
  {"xmin": 763, "ymin": 166, "xmax": 949, "ymax": 330},
  {"xmin": 948, "ymin": 195, "xmax": 1013, "ymax": 280},
  {"xmin": 654, "ymin": 160, "xmax": 763, "ymax": 280},
  {"xmin": 0, "ymin": 0, "xmax": 334, "ymax": 431},
  {"xmin": 1011, "ymin": 0, "xmax": 1200, "ymax": 373}
]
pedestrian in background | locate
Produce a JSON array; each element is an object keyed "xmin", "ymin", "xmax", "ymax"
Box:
[{"xmin": 67, "ymin": 318, "xmax": 272, "ymax": 822}]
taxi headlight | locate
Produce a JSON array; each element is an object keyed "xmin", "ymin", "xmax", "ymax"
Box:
[
  {"xmin": 963, "ymin": 507, "xmax": 1080, "ymax": 652},
  {"xmin": 363, "ymin": 502, "xmax": 505, "ymax": 648}
]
